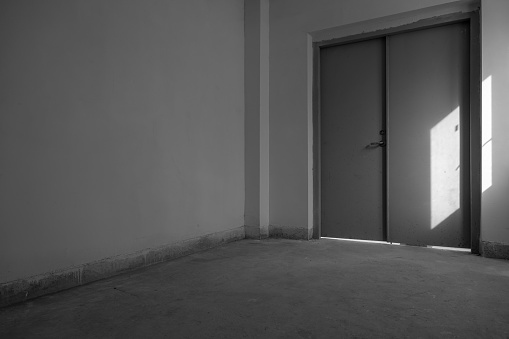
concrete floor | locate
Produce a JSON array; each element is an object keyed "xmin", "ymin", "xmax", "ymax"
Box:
[{"xmin": 1, "ymin": 238, "xmax": 509, "ymax": 338}]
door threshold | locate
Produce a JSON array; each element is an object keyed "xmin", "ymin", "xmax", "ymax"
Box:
[
  {"xmin": 321, "ymin": 237, "xmax": 401, "ymax": 246},
  {"xmin": 398, "ymin": 243, "xmax": 471, "ymax": 252},
  {"xmin": 321, "ymin": 237, "xmax": 471, "ymax": 252},
  {"xmin": 424, "ymin": 245, "xmax": 471, "ymax": 252}
]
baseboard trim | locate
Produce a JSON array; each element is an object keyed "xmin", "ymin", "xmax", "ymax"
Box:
[
  {"xmin": 269, "ymin": 225, "xmax": 313, "ymax": 240},
  {"xmin": 244, "ymin": 225, "xmax": 269, "ymax": 239},
  {"xmin": 0, "ymin": 226, "xmax": 245, "ymax": 308},
  {"xmin": 480, "ymin": 240, "xmax": 509, "ymax": 260}
]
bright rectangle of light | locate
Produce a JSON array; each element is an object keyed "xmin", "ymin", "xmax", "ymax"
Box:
[
  {"xmin": 482, "ymin": 75, "xmax": 493, "ymax": 192},
  {"xmin": 430, "ymin": 107, "xmax": 460, "ymax": 229}
]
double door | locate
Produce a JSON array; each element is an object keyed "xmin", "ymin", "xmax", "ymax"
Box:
[{"xmin": 320, "ymin": 22, "xmax": 471, "ymax": 248}]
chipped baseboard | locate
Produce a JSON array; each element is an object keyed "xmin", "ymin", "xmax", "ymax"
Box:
[
  {"xmin": 269, "ymin": 225, "xmax": 313, "ymax": 240},
  {"xmin": 480, "ymin": 240, "xmax": 509, "ymax": 260},
  {"xmin": 0, "ymin": 226, "xmax": 245, "ymax": 308}
]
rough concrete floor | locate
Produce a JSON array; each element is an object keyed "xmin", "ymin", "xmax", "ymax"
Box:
[{"xmin": 1, "ymin": 238, "xmax": 509, "ymax": 338}]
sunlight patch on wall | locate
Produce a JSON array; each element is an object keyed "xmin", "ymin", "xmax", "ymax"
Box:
[
  {"xmin": 430, "ymin": 107, "xmax": 460, "ymax": 229},
  {"xmin": 482, "ymin": 75, "xmax": 493, "ymax": 193}
]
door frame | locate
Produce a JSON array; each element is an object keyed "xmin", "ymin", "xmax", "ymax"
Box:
[{"xmin": 312, "ymin": 11, "xmax": 481, "ymax": 253}]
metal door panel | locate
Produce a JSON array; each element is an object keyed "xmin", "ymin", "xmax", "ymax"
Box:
[
  {"xmin": 320, "ymin": 39, "xmax": 385, "ymax": 240},
  {"xmin": 387, "ymin": 23, "xmax": 470, "ymax": 247}
]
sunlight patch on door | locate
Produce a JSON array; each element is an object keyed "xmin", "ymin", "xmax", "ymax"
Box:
[
  {"xmin": 482, "ymin": 75, "xmax": 493, "ymax": 192},
  {"xmin": 430, "ymin": 107, "xmax": 460, "ymax": 229}
]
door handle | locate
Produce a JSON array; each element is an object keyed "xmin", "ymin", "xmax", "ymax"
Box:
[{"xmin": 366, "ymin": 140, "xmax": 385, "ymax": 148}]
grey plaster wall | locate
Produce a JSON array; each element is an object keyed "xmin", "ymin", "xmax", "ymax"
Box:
[
  {"xmin": 0, "ymin": 0, "xmax": 245, "ymax": 283},
  {"xmin": 244, "ymin": 0, "xmax": 269, "ymax": 238},
  {"xmin": 481, "ymin": 0, "xmax": 509, "ymax": 246}
]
